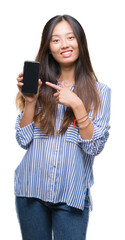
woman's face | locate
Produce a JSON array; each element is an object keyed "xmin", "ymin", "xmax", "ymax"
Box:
[{"xmin": 49, "ymin": 20, "xmax": 79, "ymax": 67}]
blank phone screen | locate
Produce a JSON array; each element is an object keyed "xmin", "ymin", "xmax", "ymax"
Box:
[{"xmin": 22, "ymin": 61, "xmax": 40, "ymax": 94}]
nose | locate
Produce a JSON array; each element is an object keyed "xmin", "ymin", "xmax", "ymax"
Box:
[{"xmin": 61, "ymin": 37, "xmax": 69, "ymax": 49}]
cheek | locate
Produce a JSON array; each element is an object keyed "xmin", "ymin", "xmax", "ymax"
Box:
[
  {"xmin": 75, "ymin": 42, "xmax": 79, "ymax": 50},
  {"xmin": 49, "ymin": 44, "xmax": 60, "ymax": 55},
  {"xmin": 77, "ymin": 48, "xmax": 79, "ymax": 57},
  {"xmin": 51, "ymin": 51, "xmax": 60, "ymax": 61},
  {"xmin": 74, "ymin": 46, "xmax": 79, "ymax": 57},
  {"xmin": 72, "ymin": 41, "xmax": 79, "ymax": 55}
]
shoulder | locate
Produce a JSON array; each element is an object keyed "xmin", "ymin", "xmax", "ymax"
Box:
[
  {"xmin": 96, "ymin": 81, "xmax": 111, "ymax": 99},
  {"xmin": 96, "ymin": 81, "xmax": 111, "ymax": 92}
]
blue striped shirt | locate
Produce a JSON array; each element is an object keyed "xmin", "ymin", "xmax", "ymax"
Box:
[{"xmin": 14, "ymin": 81, "xmax": 111, "ymax": 211}]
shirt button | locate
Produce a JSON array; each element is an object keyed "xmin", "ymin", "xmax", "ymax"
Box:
[
  {"xmin": 58, "ymin": 133, "xmax": 61, "ymax": 137},
  {"xmin": 60, "ymin": 118, "xmax": 63, "ymax": 121},
  {"xmin": 56, "ymin": 149, "xmax": 58, "ymax": 152},
  {"xmin": 93, "ymin": 149, "xmax": 95, "ymax": 152},
  {"xmin": 54, "ymin": 165, "xmax": 56, "ymax": 168}
]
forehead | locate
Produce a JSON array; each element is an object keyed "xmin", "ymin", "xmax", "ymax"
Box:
[{"xmin": 52, "ymin": 20, "xmax": 73, "ymax": 36}]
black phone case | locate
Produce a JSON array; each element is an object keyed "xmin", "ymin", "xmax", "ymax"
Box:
[{"xmin": 22, "ymin": 61, "xmax": 40, "ymax": 94}]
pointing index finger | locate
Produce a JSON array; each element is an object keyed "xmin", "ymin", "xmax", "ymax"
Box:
[{"xmin": 45, "ymin": 82, "xmax": 62, "ymax": 91}]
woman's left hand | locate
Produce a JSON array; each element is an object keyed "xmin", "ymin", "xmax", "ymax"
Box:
[{"xmin": 45, "ymin": 81, "xmax": 82, "ymax": 109}]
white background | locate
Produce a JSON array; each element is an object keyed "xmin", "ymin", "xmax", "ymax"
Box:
[{"xmin": 0, "ymin": 0, "xmax": 125, "ymax": 239}]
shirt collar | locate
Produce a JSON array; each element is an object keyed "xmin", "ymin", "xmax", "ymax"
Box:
[{"xmin": 57, "ymin": 79, "xmax": 75, "ymax": 91}]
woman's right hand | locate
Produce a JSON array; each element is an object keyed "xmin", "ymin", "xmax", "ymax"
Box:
[{"xmin": 16, "ymin": 72, "xmax": 42, "ymax": 104}]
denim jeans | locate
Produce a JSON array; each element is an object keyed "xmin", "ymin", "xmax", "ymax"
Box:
[{"xmin": 15, "ymin": 190, "xmax": 90, "ymax": 240}]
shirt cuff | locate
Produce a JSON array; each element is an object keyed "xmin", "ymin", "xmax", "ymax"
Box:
[
  {"xmin": 78, "ymin": 133, "xmax": 96, "ymax": 155},
  {"xmin": 16, "ymin": 114, "xmax": 34, "ymax": 148},
  {"xmin": 77, "ymin": 125, "xmax": 110, "ymax": 156}
]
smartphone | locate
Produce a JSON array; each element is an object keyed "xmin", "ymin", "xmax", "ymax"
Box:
[{"xmin": 21, "ymin": 61, "xmax": 40, "ymax": 94}]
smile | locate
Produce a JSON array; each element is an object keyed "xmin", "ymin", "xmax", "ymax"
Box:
[{"xmin": 61, "ymin": 50, "xmax": 73, "ymax": 57}]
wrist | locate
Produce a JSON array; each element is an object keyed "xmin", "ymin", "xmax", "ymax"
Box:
[
  {"xmin": 25, "ymin": 100, "xmax": 37, "ymax": 107},
  {"xmin": 71, "ymin": 98, "xmax": 83, "ymax": 110},
  {"xmin": 72, "ymin": 100, "xmax": 88, "ymax": 122},
  {"xmin": 24, "ymin": 101, "xmax": 36, "ymax": 113}
]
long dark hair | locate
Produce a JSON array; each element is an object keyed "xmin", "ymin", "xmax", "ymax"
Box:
[{"xmin": 16, "ymin": 15, "xmax": 101, "ymax": 136}]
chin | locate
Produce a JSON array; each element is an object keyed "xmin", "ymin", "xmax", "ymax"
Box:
[{"xmin": 59, "ymin": 57, "xmax": 77, "ymax": 64}]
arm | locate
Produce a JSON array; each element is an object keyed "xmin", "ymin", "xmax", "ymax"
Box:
[
  {"xmin": 76, "ymin": 85, "xmax": 111, "ymax": 156},
  {"xmin": 45, "ymin": 81, "xmax": 111, "ymax": 156},
  {"xmin": 72, "ymin": 100, "xmax": 94, "ymax": 140},
  {"xmin": 20, "ymin": 101, "xmax": 36, "ymax": 128},
  {"xmin": 15, "ymin": 112, "xmax": 34, "ymax": 150},
  {"xmin": 15, "ymin": 72, "xmax": 42, "ymax": 149}
]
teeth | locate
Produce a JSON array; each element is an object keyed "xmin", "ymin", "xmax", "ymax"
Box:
[{"xmin": 62, "ymin": 51, "xmax": 72, "ymax": 55}]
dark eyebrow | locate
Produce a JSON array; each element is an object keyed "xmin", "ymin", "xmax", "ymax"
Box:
[{"xmin": 51, "ymin": 32, "xmax": 74, "ymax": 37}]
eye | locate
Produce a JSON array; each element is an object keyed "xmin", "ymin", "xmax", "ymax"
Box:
[
  {"xmin": 68, "ymin": 36, "xmax": 75, "ymax": 40},
  {"xmin": 52, "ymin": 39, "xmax": 60, "ymax": 43}
]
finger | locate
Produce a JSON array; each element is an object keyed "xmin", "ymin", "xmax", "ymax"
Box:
[
  {"xmin": 17, "ymin": 82, "xmax": 24, "ymax": 87},
  {"xmin": 17, "ymin": 84, "xmax": 22, "ymax": 92},
  {"xmin": 17, "ymin": 77, "xmax": 23, "ymax": 82},
  {"xmin": 45, "ymin": 82, "xmax": 62, "ymax": 91},
  {"xmin": 18, "ymin": 72, "xmax": 23, "ymax": 77},
  {"xmin": 53, "ymin": 92, "xmax": 59, "ymax": 97},
  {"xmin": 38, "ymin": 79, "xmax": 42, "ymax": 86},
  {"xmin": 17, "ymin": 83, "xmax": 24, "ymax": 92}
]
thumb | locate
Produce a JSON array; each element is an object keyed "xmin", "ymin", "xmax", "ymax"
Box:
[{"xmin": 38, "ymin": 79, "xmax": 42, "ymax": 92}]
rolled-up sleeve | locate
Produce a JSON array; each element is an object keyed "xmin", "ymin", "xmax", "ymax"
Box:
[
  {"xmin": 15, "ymin": 113, "xmax": 34, "ymax": 149},
  {"xmin": 78, "ymin": 85, "xmax": 111, "ymax": 156}
]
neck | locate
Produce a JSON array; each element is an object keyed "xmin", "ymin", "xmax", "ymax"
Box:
[{"xmin": 59, "ymin": 65, "xmax": 75, "ymax": 86}]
